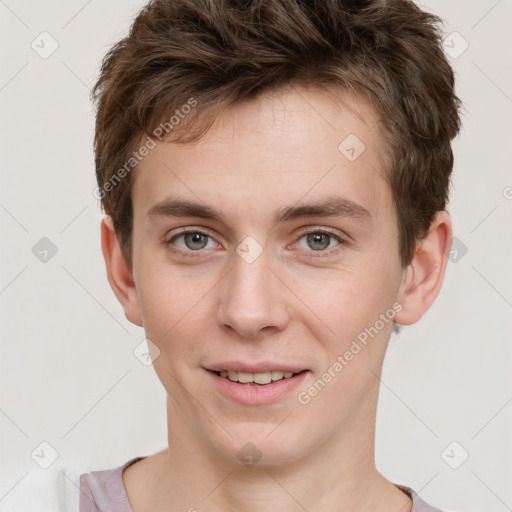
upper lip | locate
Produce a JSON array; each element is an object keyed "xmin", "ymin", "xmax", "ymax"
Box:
[{"xmin": 206, "ymin": 361, "xmax": 308, "ymax": 373}]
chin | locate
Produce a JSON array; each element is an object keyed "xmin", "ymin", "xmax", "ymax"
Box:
[{"xmin": 209, "ymin": 422, "xmax": 313, "ymax": 468}]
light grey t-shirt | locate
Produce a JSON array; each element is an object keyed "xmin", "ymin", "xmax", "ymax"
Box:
[{"xmin": 79, "ymin": 457, "xmax": 445, "ymax": 511}]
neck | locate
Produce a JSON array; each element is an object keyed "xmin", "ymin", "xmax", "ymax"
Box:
[{"xmin": 138, "ymin": 396, "xmax": 412, "ymax": 512}]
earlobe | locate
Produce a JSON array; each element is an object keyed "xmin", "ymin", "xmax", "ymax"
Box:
[
  {"xmin": 100, "ymin": 216, "xmax": 143, "ymax": 327},
  {"xmin": 394, "ymin": 211, "xmax": 452, "ymax": 326}
]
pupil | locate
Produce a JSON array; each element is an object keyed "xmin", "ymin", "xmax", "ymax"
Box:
[
  {"xmin": 185, "ymin": 233, "xmax": 207, "ymax": 250},
  {"xmin": 308, "ymin": 233, "xmax": 329, "ymax": 251}
]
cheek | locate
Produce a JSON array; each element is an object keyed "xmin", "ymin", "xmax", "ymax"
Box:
[
  {"xmin": 290, "ymin": 263, "xmax": 396, "ymax": 334},
  {"xmin": 294, "ymin": 275, "xmax": 396, "ymax": 417},
  {"xmin": 135, "ymin": 260, "xmax": 218, "ymax": 357}
]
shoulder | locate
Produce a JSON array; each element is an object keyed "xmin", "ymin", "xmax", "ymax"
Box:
[
  {"xmin": 398, "ymin": 485, "xmax": 447, "ymax": 512},
  {"xmin": 79, "ymin": 457, "xmax": 145, "ymax": 512}
]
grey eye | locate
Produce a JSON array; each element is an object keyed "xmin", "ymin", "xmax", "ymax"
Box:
[
  {"xmin": 183, "ymin": 232, "xmax": 209, "ymax": 250},
  {"xmin": 306, "ymin": 233, "xmax": 332, "ymax": 251}
]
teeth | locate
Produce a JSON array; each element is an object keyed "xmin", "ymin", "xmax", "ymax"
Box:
[
  {"xmin": 218, "ymin": 370, "xmax": 298, "ymax": 384},
  {"xmin": 238, "ymin": 372, "xmax": 254, "ymax": 383}
]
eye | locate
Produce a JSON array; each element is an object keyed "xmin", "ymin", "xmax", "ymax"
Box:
[
  {"xmin": 166, "ymin": 229, "xmax": 219, "ymax": 254},
  {"xmin": 165, "ymin": 227, "xmax": 347, "ymax": 258},
  {"xmin": 296, "ymin": 229, "xmax": 345, "ymax": 253}
]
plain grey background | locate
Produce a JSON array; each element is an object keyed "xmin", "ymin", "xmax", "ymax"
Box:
[{"xmin": 1, "ymin": 1, "xmax": 511, "ymax": 511}]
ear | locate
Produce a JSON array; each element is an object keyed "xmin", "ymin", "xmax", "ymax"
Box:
[
  {"xmin": 394, "ymin": 211, "xmax": 452, "ymax": 326},
  {"xmin": 100, "ymin": 216, "xmax": 143, "ymax": 327}
]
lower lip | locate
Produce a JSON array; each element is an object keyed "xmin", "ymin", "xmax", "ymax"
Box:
[{"xmin": 206, "ymin": 370, "xmax": 309, "ymax": 405}]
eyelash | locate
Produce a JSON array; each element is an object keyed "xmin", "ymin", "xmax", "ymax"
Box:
[{"xmin": 165, "ymin": 227, "xmax": 347, "ymax": 258}]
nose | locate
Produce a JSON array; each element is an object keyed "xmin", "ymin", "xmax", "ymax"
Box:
[{"xmin": 216, "ymin": 246, "xmax": 289, "ymax": 339}]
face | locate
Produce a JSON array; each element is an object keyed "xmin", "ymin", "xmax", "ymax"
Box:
[{"xmin": 125, "ymin": 86, "xmax": 409, "ymax": 466}]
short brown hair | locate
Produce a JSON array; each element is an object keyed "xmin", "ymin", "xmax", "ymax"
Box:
[{"xmin": 92, "ymin": 0, "xmax": 462, "ymax": 268}]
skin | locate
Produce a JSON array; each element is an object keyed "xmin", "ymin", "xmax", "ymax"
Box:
[{"xmin": 101, "ymin": 85, "xmax": 451, "ymax": 512}]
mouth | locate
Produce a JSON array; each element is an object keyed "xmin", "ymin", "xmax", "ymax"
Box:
[
  {"xmin": 206, "ymin": 367, "xmax": 310, "ymax": 405},
  {"xmin": 210, "ymin": 369, "xmax": 306, "ymax": 385}
]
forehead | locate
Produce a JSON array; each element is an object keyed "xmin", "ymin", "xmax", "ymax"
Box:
[{"xmin": 132, "ymin": 86, "xmax": 391, "ymax": 226}]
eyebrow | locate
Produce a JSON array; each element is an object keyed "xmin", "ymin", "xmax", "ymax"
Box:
[{"xmin": 146, "ymin": 196, "xmax": 371, "ymax": 224}]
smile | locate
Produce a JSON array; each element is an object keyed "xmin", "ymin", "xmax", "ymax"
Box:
[
  {"xmin": 213, "ymin": 370, "xmax": 302, "ymax": 385},
  {"xmin": 207, "ymin": 369, "xmax": 310, "ymax": 405}
]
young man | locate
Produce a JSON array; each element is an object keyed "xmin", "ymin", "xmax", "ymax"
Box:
[{"xmin": 81, "ymin": 0, "xmax": 462, "ymax": 510}]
